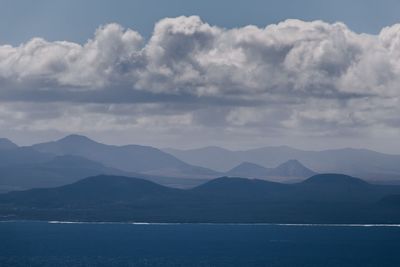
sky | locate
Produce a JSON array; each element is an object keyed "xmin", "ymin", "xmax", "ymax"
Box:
[{"xmin": 1, "ymin": 0, "xmax": 400, "ymax": 153}]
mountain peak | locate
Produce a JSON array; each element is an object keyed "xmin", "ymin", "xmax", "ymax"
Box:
[
  {"xmin": 226, "ymin": 162, "xmax": 270, "ymax": 178},
  {"xmin": 271, "ymin": 159, "xmax": 316, "ymax": 178},
  {"xmin": 279, "ymin": 159, "xmax": 303, "ymax": 167},
  {"xmin": 0, "ymin": 138, "xmax": 18, "ymax": 150},
  {"xmin": 57, "ymin": 134, "xmax": 98, "ymax": 145},
  {"xmin": 31, "ymin": 134, "xmax": 217, "ymax": 176},
  {"xmin": 303, "ymin": 173, "xmax": 369, "ymax": 186}
]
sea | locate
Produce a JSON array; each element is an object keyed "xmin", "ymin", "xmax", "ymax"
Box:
[{"xmin": 1, "ymin": 221, "xmax": 400, "ymax": 267}]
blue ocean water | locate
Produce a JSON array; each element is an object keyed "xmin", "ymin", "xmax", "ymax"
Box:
[{"xmin": 1, "ymin": 222, "xmax": 400, "ymax": 267}]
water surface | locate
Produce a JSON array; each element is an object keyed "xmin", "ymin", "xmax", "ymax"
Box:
[{"xmin": 1, "ymin": 221, "xmax": 400, "ymax": 267}]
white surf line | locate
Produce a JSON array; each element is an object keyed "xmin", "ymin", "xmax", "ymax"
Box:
[
  {"xmin": 273, "ymin": 223, "xmax": 400, "ymax": 227},
  {"xmin": 47, "ymin": 221, "xmax": 180, "ymax": 225},
  {"xmin": 44, "ymin": 221, "xmax": 400, "ymax": 227},
  {"xmin": 1, "ymin": 220, "xmax": 399, "ymax": 227}
]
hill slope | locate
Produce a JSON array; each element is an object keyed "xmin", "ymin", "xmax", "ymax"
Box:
[
  {"xmin": 268, "ymin": 160, "xmax": 316, "ymax": 178},
  {"xmin": 2, "ymin": 174, "xmax": 400, "ymax": 223},
  {"xmin": 0, "ymin": 175, "xmax": 182, "ymax": 208},
  {"xmin": 226, "ymin": 162, "xmax": 271, "ymax": 178},
  {"xmin": 31, "ymin": 135, "xmax": 219, "ymax": 178},
  {"xmin": 164, "ymin": 146, "xmax": 240, "ymax": 172},
  {"xmin": 0, "ymin": 155, "xmax": 130, "ymax": 192},
  {"xmin": 0, "ymin": 138, "xmax": 18, "ymax": 150}
]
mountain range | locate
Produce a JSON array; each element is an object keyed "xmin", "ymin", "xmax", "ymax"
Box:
[
  {"xmin": 165, "ymin": 146, "xmax": 400, "ymax": 182},
  {"xmin": 32, "ymin": 135, "xmax": 218, "ymax": 178},
  {"xmin": 1, "ymin": 134, "xmax": 400, "ymax": 194},
  {"xmin": 226, "ymin": 160, "xmax": 316, "ymax": 182},
  {"xmin": 0, "ymin": 136, "xmax": 214, "ymax": 193},
  {"xmin": 1, "ymin": 174, "xmax": 400, "ymax": 223}
]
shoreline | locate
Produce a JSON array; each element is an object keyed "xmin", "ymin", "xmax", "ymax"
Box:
[{"xmin": 1, "ymin": 220, "xmax": 400, "ymax": 227}]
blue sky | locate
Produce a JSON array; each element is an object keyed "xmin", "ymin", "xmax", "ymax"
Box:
[{"xmin": 1, "ymin": 0, "xmax": 400, "ymax": 44}]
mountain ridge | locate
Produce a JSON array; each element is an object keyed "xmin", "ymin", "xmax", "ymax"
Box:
[
  {"xmin": 165, "ymin": 145, "xmax": 400, "ymax": 182},
  {"xmin": 31, "ymin": 135, "xmax": 220, "ymax": 178},
  {"xmin": 226, "ymin": 159, "xmax": 316, "ymax": 181},
  {"xmin": 0, "ymin": 138, "xmax": 18, "ymax": 150},
  {"xmin": 2, "ymin": 174, "xmax": 400, "ymax": 223},
  {"xmin": 0, "ymin": 136, "xmax": 212, "ymax": 193}
]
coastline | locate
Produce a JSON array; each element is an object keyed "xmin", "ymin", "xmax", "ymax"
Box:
[{"xmin": 1, "ymin": 220, "xmax": 400, "ymax": 227}]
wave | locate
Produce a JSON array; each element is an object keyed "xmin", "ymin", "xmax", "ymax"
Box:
[
  {"xmin": 1, "ymin": 220, "xmax": 400, "ymax": 227},
  {"xmin": 46, "ymin": 221, "xmax": 400, "ymax": 227}
]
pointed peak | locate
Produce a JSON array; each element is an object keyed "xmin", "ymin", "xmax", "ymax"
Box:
[
  {"xmin": 227, "ymin": 162, "xmax": 270, "ymax": 178},
  {"xmin": 271, "ymin": 159, "xmax": 316, "ymax": 178}
]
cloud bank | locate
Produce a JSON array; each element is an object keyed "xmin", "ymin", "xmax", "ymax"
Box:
[{"xmin": 0, "ymin": 16, "xmax": 400, "ymax": 148}]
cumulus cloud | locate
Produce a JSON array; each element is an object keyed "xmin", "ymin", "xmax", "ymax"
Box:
[{"xmin": 0, "ymin": 16, "xmax": 400, "ymax": 148}]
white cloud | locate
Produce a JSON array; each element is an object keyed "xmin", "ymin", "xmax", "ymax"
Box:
[{"xmin": 1, "ymin": 16, "xmax": 400, "ymax": 148}]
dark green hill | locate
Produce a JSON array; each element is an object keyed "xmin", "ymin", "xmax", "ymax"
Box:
[
  {"xmin": 192, "ymin": 177, "xmax": 288, "ymax": 201},
  {"xmin": 1, "ymin": 175, "xmax": 181, "ymax": 208},
  {"xmin": 2, "ymin": 174, "xmax": 400, "ymax": 223}
]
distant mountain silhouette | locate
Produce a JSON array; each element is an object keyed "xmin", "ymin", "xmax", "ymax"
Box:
[
  {"xmin": 269, "ymin": 160, "xmax": 316, "ymax": 178},
  {"xmin": 0, "ymin": 147, "xmax": 54, "ymax": 168},
  {"xmin": 0, "ymin": 144, "xmax": 208, "ymax": 193},
  {"xmin": 226, "ymin": 162, "xmax": 271, "ymax": 178},
  {"xmin": 0, "ymin": 155, "xmax": 129, "ymax": 192},
  {"xmin": 2, "ymin": 174, "xmax": 400, "ymax": 223},
  {"xmin": 165, "ymin": 146, "xmax": 239, "ymax": 172},
  {"xmin": 0, "ymin": 138, "xmax": 18, "ymax": 150},
  {"xmin": 165, "ymin": 146, "xmax": 400, "ymax": 182},
  {"xmin": 0, "ymin": 146, "xmax": 72, "ymax": 192},
  {"xmin": 226, "ymin": 159, "xmax": 316, "ymax": 181},
  {"xmin": 31, "ymin": 135, "xmax": 219, "ymax": 178}
]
